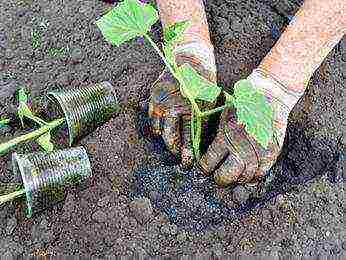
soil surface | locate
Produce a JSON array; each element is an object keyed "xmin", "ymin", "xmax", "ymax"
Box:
[{"xmin": 0, "ymin": 0, "xmax": 345, "ymax": 257}]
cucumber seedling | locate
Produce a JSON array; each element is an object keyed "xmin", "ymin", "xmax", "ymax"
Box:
[
  {"xmin": 96, "ymin": 0, "xmax": 274, "ymax": 160},
  {"xmin": 0, "ymin": 88, "xmax": 65, "ymax": 155},
  {"xmin": 0, "ymin": 117, "xmax": 10, "ymax": 128}
]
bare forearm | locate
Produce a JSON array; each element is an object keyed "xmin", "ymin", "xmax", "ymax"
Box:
[
  {"xmin": 259, "ymin": 0, "xmax": 346, "ymax": 93},
  {"xmin": 156, "ymin": 0, "xmax": 217, "ymax": 82},
  {"xmin": 156, "ymin": 0, "xmax": 212, "ymax": 46}
]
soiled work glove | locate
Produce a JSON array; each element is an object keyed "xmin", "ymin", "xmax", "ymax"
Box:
[
  {"xmin": 150, "ymin": 0, "xmax": 218, "ymax": 167},
  {"xmin": 199, "ymin": 69, "xmax": 304, "ymax": 186},
  {"xmin": 148, "ymin": 42, "xmax": 217, "ymax": 167}
]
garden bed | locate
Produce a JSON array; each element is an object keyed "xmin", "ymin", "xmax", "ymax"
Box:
[{"xmin": 0, "ymin": 0, "xmax": 344, "ymax": 256}]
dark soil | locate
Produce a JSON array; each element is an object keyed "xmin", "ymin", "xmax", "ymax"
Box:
[{"xmin": 0, "ymin": 0, "xmax": 345, "ymax": 256}]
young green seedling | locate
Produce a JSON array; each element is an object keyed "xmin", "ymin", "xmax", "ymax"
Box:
[
  {"xmin": 0, "ymin": 189, "xmax": 26, "ymax": 206},
  {"xmin": 0, "ymin": 118, "xmax": 10, "ymax": 128},
  {"xmin": 31, "ymin": 29, "xmax": 41, "ymax": 49},
  {"xmin": 0, "ymin": 88, "xmax": 65, "ymax": 155},
  {"xmin": 48, "ymin": 47, "xmax": 66, "ymax": 57},
  {"xmin": 96, "ymin": 0, "xmax": 274, "ymax": 160}
]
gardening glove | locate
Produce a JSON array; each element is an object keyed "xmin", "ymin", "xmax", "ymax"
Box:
[
  {"xmin": 198, "ymin": 70, "xmax": 299, "ymax": 186},
  {"xmin": 199, "ymin": 0, "xmax": 345, "ymax": 186},
  {"xmin": 149, "ymin": 0, "xmax": 217, "ymax": 167},
  {"xmin": 149, "ymin": 46, "xmax": 217, "ymax": 167}
]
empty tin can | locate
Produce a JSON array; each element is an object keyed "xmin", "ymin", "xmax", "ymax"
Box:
[
  {"xmin": 47, "ymin": 81, "xmax": 119, "ymax": 146},
  {"xmin": 12, "ymin": 146, "xmax": 92, "ymax": 217}
]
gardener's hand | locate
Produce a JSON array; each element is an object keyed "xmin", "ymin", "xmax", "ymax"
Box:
[
  {"xmin": 198, "ymin": 106, "xmax": 281, "ymax": 186},
  {"xmin": 149, "ymin": 54, "xmax": 217, "ymax": 168},
  {"xmin": 199, "ymin": 70, "xmax": 304, "ymax": 186}
]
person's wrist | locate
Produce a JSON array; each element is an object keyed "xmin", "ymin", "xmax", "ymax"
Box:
[
  {"xmin": 246, "ymin": 69, "xmax": 304, "ymax": 147},
  {"xmin": 247, "ymin": 69, "xmax": 304, "ymax": 112},
  {"xmin": 174, "ymin": 41, "xmax": 217, "ymax": 84}
]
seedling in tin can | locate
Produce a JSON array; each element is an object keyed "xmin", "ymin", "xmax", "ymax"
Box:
[
  {"xmin": 0, "ymin": 88, "xmax": 65, "ymax": 156},
  {"xmin": 0, "ymin": 147, "xmax": 92, "ymax": 217},
  {"xmin": 96, "ymin": 0, "xmax": 274, "ymax": 160},
  {"xmin": 0, "ymin": 82, "xmax": 119, "ymax": 156}
]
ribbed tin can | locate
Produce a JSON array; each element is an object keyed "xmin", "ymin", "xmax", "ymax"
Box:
[
  {"xmin": 12, "ymin": 146, "xmax": 92, "ymax": 217},
  {"xmin": 47, "ymin": 81, "xmax": 119, "ymax": 146}
]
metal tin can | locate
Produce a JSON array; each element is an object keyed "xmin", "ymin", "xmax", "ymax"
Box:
[
  {"xmin": 48, "ymin": 81, "xmax": 119, "ymax": 146},
  {"xmin": 12, "ymin": 146, "xmax": 92, "ymax": 217}
]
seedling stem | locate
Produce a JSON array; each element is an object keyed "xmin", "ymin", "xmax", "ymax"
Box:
[
  {"xmin": 0, "ymin": 118, "xmax": 10, "ymax": 127},
  {"xmin": 0, "ymin": 118, "xmax": 65, "ymax": 156},
  {"xmin": 200, "ymin": 105, "xmax": 228, "ymax": 118},
  {"xmin": 95, "ymin": 0, "xmax": 274, "ymax": 160},
  {"xmin": 144, "ymin": 33, "xmax": 200, "ymax": 113},
  {"xmin": 0, "ymin": 189, "xmax": 26, "ymax": 205},
  {"xmin": 23, "ymin": 113, "xmax": 49, "ymax": 126},
  {"xmin": 144, "ymin": 33, "xmax": 204, "ymax": 159}
]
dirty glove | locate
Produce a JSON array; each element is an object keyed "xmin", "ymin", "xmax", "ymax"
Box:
[
  {"xmin": 198, "ymin": 0, "xmax": 346, "ymax": 186},
  {"xmin": 149, "ymin": 0, "xmax": 218, "ymax": 167},
  {"xmin": 199, "ymin": 69, "xmax": 304, "ymax": 186},
  {"xmin": 149, "ymin": 43, "xmax": 217, "ymax": 167}
]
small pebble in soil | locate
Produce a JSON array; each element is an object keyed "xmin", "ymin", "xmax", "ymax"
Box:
[
  {"xmin": 97, "ymin": 195, "xmax": 111, "ymax": 208},
  {"xmin": 0, "ymin": 32, "xmax": 7, "ymax": 48},
  {"xmin": 330, "ymin": 245, "xmax": 341, "ymax": 255},
  {"xmin": 70, "ymin": 47, "xmax": 84, "ymax": 64},
  {"xmin": 230, "ymin": 19, "xmax": 243, "ymax": 32},
  {"xmin": 215, "ymin": 17, "xmax": 230, "ymax": 35},
  {"xmin": 5, "ymin": 217, "xmax": 17, "ymax": 235},
  {"xmin": 31, "ymin": 217, "xmax": 55, "ymax": 245},
  {"xmin": 129, "ymin": 197, "xmax": 153, "ymax": 225},
  {"xmin": 341, "ymin": 241, "xmax": 346, "ymax": 251},
  {"xmin": 56, "ymin": 72, "xmax": 71, "ymax": 86},
  {"xmin": 5, "ymin": 49, "xmax": 15, "ymax": 60},
  {"xmin": 30, "ymin": 3, "xmax": 41, "ymax": 13},
  {"xmin": 275, "ymin": 194, "xmax": 286, "ymax": 206},
  {"xmin": 92, "ymin": 210, "xmax": 108, "ymax": 223},
  {"xmin": 61, "ymin": 193, "xmax": 75, "ymax": 221},
  {"xmin": 160, "ymin": 223, "xmax": 178, "ymax": 237},
  {"xmin": 232, "ymin": 186, "xmax": 250, "ymax": 205},
  {"xmin": 0, "ymin": 125, "xmax": 12, "ymax": 136},
  {"xmin": 177, "ymin": 231, "xmax": 188, "ymax": 242},
  {"xmin": 212, "ymin": 243, "xmax": 224, "ymax": 257}
]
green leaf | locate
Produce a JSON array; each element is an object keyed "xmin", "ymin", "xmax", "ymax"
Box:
[
  {"xmin": 177, "ymin": 63, "xmax": 221, "ymax": 102},
  {"xmin": 163, "ymin": 44, "xmax": 176, "ymax": 71},
  {"xmin": 163, "ymin": 20, "xmax": 191, "ymax": 46},
  {"xmin": 95, "ymin": 0, "xmax": 159, "ymax": 46},
  {"xmin": 37, "ymin": 132, "xmax": 54, "ymax": 152},
  {"xmin": 0, "ymin": 118, "xmax": 10, "ymax": 128},
  {"xmin": 17, "ymin": 102, "xmax": 34, "ymax": 128},
  {"xmin": 233, "ymin": 79, "xmax": 274, "ymax": 148},
  {"xmin": 18, "ymin": 88, "xmax": 28, "ymax": 103},
  {"xmin": 31, "ymin": 30, "xmax": 41, "ymax": 49},
  {"xmin": 17, "ymin": 89, "xmax": 34, "ymax": 128},
  {"xmin": 224, "ymin": 91, "xmax": 235, "ymax": 107}
]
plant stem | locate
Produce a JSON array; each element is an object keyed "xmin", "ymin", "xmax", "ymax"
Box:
[
  {"xmin": 0, "ymin": 118, "xmax": 65, "ymax": 156},
  {"xmin": 24, "ymin": 113, "xmax": 48, "ymax": 126},
  {"xmin": 0, "ymin": 189, "xmax": 26, "ymax": 205},
  {"xmin": 191, "ymin": 109, "xmax": 195, "ymax": 150},
  {"xmin": 195, "ymin": 114, "xmax": 202, "ymax": 160},
  {"xmin": 0, "ymin": 118, "xmax": 10, "ymax": 127},
  {"xmin": 144, "ymin": 34, "xmax": 176, "ymax": 76},
  {"xmin": 144, "ymin": 33, "xmax": 202, "ymax": 158},
  {"xmin": 200, "ymin": 105, "xmax": 227, "ymax": 118},
  {"xmin": 143, "ymin": 33, "xmax": 201, "ymax": 113}
]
